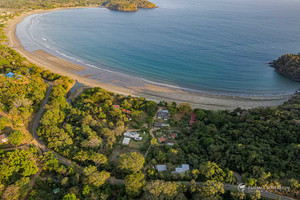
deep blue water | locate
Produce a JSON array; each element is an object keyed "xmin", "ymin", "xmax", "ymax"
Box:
[{"xmin": 17, "ymin": 0, "xmax": 300, "ymax": 95}]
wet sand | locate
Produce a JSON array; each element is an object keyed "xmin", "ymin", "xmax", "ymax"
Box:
[{"xmin": 4, "ymin": 8, "xmax": 293, "ymax": 110}]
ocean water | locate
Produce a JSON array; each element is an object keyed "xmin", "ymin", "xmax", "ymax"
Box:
[{"xmin": 17, "ymin": 0, "xmax": 300, "ymax": 96}]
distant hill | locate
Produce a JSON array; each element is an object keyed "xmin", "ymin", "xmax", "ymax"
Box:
[
  {"xmin": 105, "ymin": 0, "xmax": 156, "ymax": 12},
  {"xmin": 270, "ymin": 53, "xmax": 300, "ymax": 81},
  {"xmin": 0, "ymin": 0, "xmax": 157, "ymax": 12}
]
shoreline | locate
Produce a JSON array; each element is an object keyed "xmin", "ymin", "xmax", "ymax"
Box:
[{"xmin": 4, "ymin": 7, "xmax": 294, "ymax": 110}]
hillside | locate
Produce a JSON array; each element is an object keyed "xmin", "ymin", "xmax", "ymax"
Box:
[{"xmin": 105, "ymin": 0, "xmax": 156, "ymax": 12}]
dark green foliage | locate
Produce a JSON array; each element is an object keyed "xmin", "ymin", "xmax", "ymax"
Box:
[
  {"xmin": 0, "ymin": 149, "xmax": 38, "ymax": 200},
  {"xmin": 38, "ymin": 85, "xmax": 157, "ymax": 167},
  {"xmin": 174, "ymin": 93, "xmax": 300, "ymax": 185},
  {"xmin": 270, "ymin": 53, "xmax": 300, "ymax": 81}
]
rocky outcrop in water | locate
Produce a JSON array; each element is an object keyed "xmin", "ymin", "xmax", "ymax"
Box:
[{"xmin": 269, "ymin": 53, "xmax": 300, "ymax": 81}]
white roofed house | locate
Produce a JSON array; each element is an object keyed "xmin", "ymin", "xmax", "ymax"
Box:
[
  {"xmin": 123, "ymin": 131, "xmax": 139, "ymax": 138},
  {"xmin": 123, "ymin": 132, "xmax": 131, "ymax": 137},
  {"xmin": 173, "ymin": 164, "xmax": 190, "ymax": 174},
  {"xmin": 156, "ymin": 165, "xmax": 167, "ymax": 172}
]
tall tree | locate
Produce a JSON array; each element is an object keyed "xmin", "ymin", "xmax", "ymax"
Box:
[
  {"xmin": 118, "ymin": 152, "xmax": 145, "ymax": 173},
  {"xmin": 124, "ymin": 172, "xmax": 145, "ymax": 196}
]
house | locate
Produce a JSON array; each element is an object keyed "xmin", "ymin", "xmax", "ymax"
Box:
[
  {"xmin": 53, "ymin": 188, "xmax": 60, "ymax": 194},
  {"xmin": 0, "ymin": 134, "xmax": 8, "ymax": 143},
  {"xmin": 123, "ymin": 132, "xmax": 132, "ymax": 137},
  {"xmin": 157, "ymin": 110, "xmax": 170, "ymax": 120},
  {"xmin": 113, "ymin": 105, "xmax": 120, "ymax": 108},
  {"xmin": 154, "ymin": 122, "xmax": 169, "ymax": 128},
  {"xmin": 189, "ymin": 113, "xmax": 196, "ymax": 125},
  {"xmin": 131, "ymin": 133, "xmax": 139, "ymax": 138},
  {"xmin": 122, "ymin": 109, "xmax": 131, "ymax": 115},
  {"xmin": 124, "ymin": 131, "xmax": 139, "ymax": 139},
  {"xmin": 168, "ymin": 133, "xmax": 177, "ymax": 139},
  {"xmin": 156, "ymin": 165, "xmax": 167, "ymax": 172},
  {"xmin": 122, "ymin": 137, "xmax": 131, "ymax": 145},
  {"xmin": 173, "ymin": 164, "xmax": 190, "ymax": 174},
  {"xmin": 5, "ymin": 72, "xmax": 14, "ymax": 78},
  {"xmin": 157, "ymin": 137, "xmax": 166, "ymax": 143},
  {"xmin": 166, "ymin": 140, "xmax": 175, "ymax": 146}
]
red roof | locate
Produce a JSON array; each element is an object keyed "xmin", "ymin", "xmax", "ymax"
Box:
[
  {"xmin": 169, "ymin": 133, "xmax": 177, "ymax": 139},
  {"xmin": 122, "ymin": 109, "xmax": 131, "ymax": 115},
  {"xmin": 113, "ymin": 105, "xmax": 120, "ymax": 108},
  {"xmin": 157, "ymin": 137, "xmax": 166, "ymax": 143},
  {"xmin": 189, "ymin": 113, "xmax": 196, "ymax": 125}
]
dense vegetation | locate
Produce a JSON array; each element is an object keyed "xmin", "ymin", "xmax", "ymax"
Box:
[
  {"xmin": 105, "ymin": 0, "xmax": 156, "ymax": 11},
  {"xmin": 0, "ymin": 148, "xmax": 39, "ymax": 200},
  {"xmin": 106, "ymin": 2, "xmax": 138, "ymax": 12},
  {"xmin": 146, "ymin": 96, "xmax": 300, "ymax": 197},
  {"xmin": 38, "ymin": 84, "xmax": 157, "ymax": 166},
  {"xmin": 0, "ymin": 0, "xmax": 156, "ymax": 12},
  {"xmin": 270, "ymin": 53, "xmax": 300, "ymax": 81},
  {"xmin": 0, "ymin": 43, "xmax": 49, "ymax": 147}
]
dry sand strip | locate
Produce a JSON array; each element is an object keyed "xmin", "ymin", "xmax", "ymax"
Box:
[{"xmin": 4, "ymin": 8, "xmax": 293, "ymax": 110}]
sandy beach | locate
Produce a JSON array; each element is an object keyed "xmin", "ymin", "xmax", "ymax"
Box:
[{"xmin": 4, "ymin": 8, "xmax": 294, "ymax": 110}]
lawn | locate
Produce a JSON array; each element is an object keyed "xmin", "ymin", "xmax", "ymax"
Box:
[{"xmin": 128, "ymin": 131, "xmax": 150, "ymax": 151}]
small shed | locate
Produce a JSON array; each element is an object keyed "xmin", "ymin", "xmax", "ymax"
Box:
[{"xmin": 122, "ymin": 137, "xmax": 131, "ymax": 145}]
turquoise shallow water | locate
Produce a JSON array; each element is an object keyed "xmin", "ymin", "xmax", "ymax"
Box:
[{"xmin": 17, "ymin": 0, "xmax": 300, "ymax": 95}]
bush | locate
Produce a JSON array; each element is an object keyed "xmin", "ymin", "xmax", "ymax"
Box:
[{"xmin": 9, "ymin": 130, "xmax": 24, "ymax": 146}]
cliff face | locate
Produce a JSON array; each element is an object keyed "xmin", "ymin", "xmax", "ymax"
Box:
[{"xmin": 269, "ymin": 53, "xmax": 300, "ymax": 82}]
